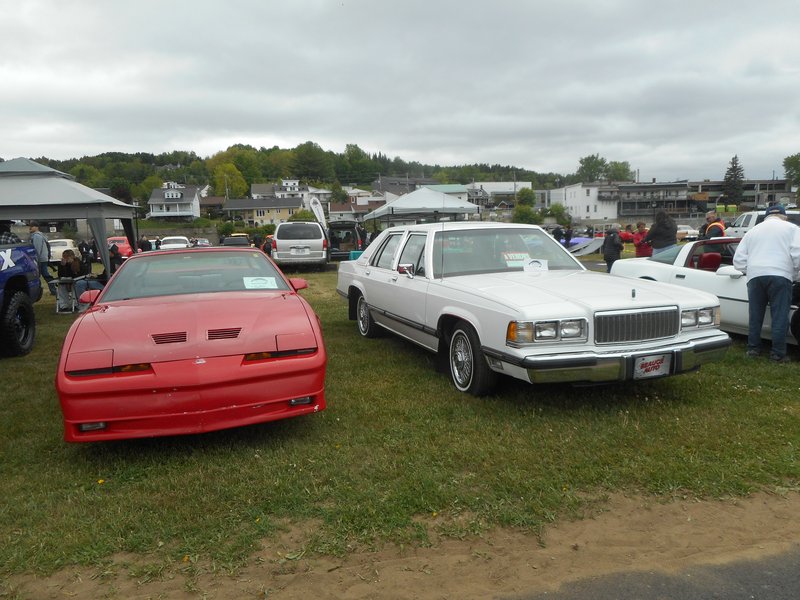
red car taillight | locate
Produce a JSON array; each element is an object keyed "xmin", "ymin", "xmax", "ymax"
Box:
[
  {"xmin": 323, "ymin": 238, "xmax": 328, "ymax": 250},
  {"xmin": 271, "ymin": 239, "xmax": 277, "ymax": 251}
]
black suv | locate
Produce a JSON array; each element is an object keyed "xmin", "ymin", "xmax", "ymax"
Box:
[{"xmin": 328, "ymin": 221, "xmax": 369, "ymax": 261}]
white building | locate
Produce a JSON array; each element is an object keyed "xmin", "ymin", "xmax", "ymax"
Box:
[{"xmin": 146, "ymin": 182, "xmax": 201, "ymax": 220}]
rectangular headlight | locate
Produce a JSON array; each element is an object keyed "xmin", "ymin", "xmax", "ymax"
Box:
[
  {"xmin": 697, "ymin": 307, "xmax": 716, "ymax": 326},
  {"xmin": 681, "ymin": 309, "xmax": 698, "ymax": 327},
  {"xmin": 560, "ymin": 319, "xmax": 585, "ymax": 338},
  {"xmin": 535, "ymin": 321, "xmax": 559, "ymax": 340}
]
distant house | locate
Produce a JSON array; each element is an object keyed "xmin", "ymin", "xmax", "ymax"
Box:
[
  {"xmin": 372, "ymin": 175, "xmax": 439, "ymax": 197},
  {"xmin": 147, "ymin": 182, "xmax": 201, "ymax": 220},
  {"xmin": 251, "ymin": 179, "xmax": 333, "ymax": 213},
  {"xmin": 464, "ymin": 181, "xmax": 533, "ymax": 209},
  {"xmin": 329, "ymin": 188, "xmax": 386, "ymax": 222},
  {"xmin": 225, "ymin": 196, "xmax": 303, "ymax": 226},
  {"xmin": 201, "ymin": 195, "xmax": 226, "ymax": 218}
]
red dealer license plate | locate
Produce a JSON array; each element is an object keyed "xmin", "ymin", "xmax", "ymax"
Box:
[{"xmin": 633, "ymin": 353, "xmax": 671, "ymax": 379}]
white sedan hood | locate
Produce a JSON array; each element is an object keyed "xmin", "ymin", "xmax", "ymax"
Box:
[{"xmin": 445, "ymin": 270, "xmax": 719, "ymax": 314}]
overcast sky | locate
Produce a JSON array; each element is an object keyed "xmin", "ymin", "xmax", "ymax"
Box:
[{"xmin": 1, "ymin": 0, "xmax": 799, "ymax": 182}]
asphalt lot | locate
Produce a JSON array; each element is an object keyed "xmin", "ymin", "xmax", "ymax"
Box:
[{"xmin": 513, "ymin": 547, "xmax": 800, "ymax": 600}]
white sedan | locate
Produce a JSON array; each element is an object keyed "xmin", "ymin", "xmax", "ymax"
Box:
[
  {"xmin": 48, "ymin": 238, "xmax": 82, "ymax": 264},
  {"xmin": 610, "ymin": 237, "xmax": 799, "ymax": 345},
  {"xmin": 336, "ymin": 222, "xmax": 730, "ymax": 395},
  {"xmin": 158, "ymin": 235, "xmax": 191, "ymax": 250}
]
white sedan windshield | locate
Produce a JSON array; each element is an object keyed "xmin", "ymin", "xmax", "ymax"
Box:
[{"xmin": 431, "ymin": 228, "xmax": 583, "ymax": 277}]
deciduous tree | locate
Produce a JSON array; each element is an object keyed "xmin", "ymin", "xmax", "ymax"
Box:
[
  {"xmin": 783, "ymin": 153, "xmax": 800, "ymax": 188},
  {"xmin": 576, "ymin": 154, "xmax": 608, "ymax": 183}
]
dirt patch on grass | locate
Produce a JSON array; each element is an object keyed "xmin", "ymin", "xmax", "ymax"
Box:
[{"xmin": 7, "ymin": 491, "xmax": 800, "ymax": 599}]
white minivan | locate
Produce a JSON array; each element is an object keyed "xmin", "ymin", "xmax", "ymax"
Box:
[
  {"xmin": 725, "ymin": 209, "xmax": 800, "ymax": 237},
  {"xmin": 271, "ymin": 222, "xmax": 328, "ymax": 268}
]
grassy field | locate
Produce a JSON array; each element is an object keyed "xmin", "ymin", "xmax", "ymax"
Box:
[{"xmin": 1, "ymin": 265, "xmax": 798, "ymax": 581}]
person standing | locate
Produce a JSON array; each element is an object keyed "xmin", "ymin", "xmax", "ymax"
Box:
[
  {"xmin": 644, "ymin": 210, "xmax": 678, "ymax": 255},
  {"xmin": 551, "ymin": 224, "xmax": 563, "ymax": 245},
  {"xmin": 563, "ymin": 225, "xmax": 573, "ymax": 248},
  {"xmin": 602, "ymin": 227, "xmax": 625, "ymax": 273},
  {"xmin": 0, "ymin": 220, "xmax": 22, "ymax": 244},
  {"xmin": 137, "ymin": 235, "xmax": 152, "ymax": 252},
  {"xmin": 733, "ymin": 204, "xmax": 800, "ymax": 363},
  {"xmin": 699, "ymin": 210, "xmax": 726, "ymax": 238},
  {"xmin": 632, "ymin": 221, "xmax": 652, "ymax": 258},
  {"xmin": 28, "ymin": 221, "xmax": 57, "ymax": 295}
]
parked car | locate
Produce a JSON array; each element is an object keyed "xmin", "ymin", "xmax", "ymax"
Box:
[
  {"xmin": 158, "ymin": 235, "xmax": 191, "ymax": 250},
  {"xmin": 328, "ymin": 220, "xmax": 369, "ymax": 261},
  {"xmin": 221, "ymin": 236, "xmax": 251, "ymax": 246},
  {"xmin": 337, "ymin": 222, "xmax": 730, "ymax": 395},
  {"xmin": 193, "ymin": 237, "xmax": 212, "ymax": 247},
  {"xmin": 271, "ymin": 221, "xmax": 328, "ymax": 268},
  {"xmin": 676, "ymin": 224, "xmax": 700, "ymax": 241},
  {"xmin": 106, "ymin": 236, "xmax": 134, "ymax": 258},
  {"xmin": 47, "ymin": 238, "xmax": 82, "ymax": 265},
  {"xmin": 725, "ymin": 209, "xmax": 800, "ymax": 237},
  {"xmin": 56, "ymin": 247, "xmax": 327, "ymax": 442},
  {"xmin": 0, "ymin": 241, "xmax": 41, "ymax": 357},
  {"xmin": 610, "ymin": 237, "xmax": 799, "ymax": 344}
]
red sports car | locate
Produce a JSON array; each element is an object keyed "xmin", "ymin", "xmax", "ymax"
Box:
[
  {"xmin": 56, "ymin": 248, "xmax": 327, "ymax": 442},
  {"xmin": 107, "ymin": 236, "xmax": 134, "ymax": 258}
]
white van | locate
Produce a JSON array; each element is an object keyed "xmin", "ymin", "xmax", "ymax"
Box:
[
  {"xmin": 271, "ymin": 221, "xmax": 328, "ymax": 268},
  {"xmin": 725, "ymin": 209, "xmax": 800, "ymax": 237}
]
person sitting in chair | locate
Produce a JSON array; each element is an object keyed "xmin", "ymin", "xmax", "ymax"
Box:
[{"xmin": 56, "ymin": 249, "xmax": 83, "ymax": 312}]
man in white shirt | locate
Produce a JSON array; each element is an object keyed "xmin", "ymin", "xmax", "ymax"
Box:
[{"xmin": 733, "ymin": 204, "xmax": 800, "ymax": 362}]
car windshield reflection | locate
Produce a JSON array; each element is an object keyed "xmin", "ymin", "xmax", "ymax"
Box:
[{"xmin": 100, "ymin": 250, "xmax": 290, "ymax": 301}]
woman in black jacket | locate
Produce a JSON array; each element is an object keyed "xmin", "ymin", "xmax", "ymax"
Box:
[
  {"xmin": 644, "ymin": 210, "xmax": 678, "ymax": 255},
  {"xmin": 602, "ymin": 228, "xmax": 625, "ymax": 272}
]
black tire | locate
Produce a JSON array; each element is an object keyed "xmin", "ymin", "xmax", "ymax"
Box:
[
  {"xmin": 790, "ymin": 310, "xmax": 800, "ymax": 344},
  {"xmin": 0, "ymin": 291, "xmax": 36, "ymax": 357},
  {"xmin": 356, "ymin": 294, "xmax": 380, "ymax": 338},
  {"xmin": 448, "ymin": 321, "xmax": 497, "ymax": 395}
]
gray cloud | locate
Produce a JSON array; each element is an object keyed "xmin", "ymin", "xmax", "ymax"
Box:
[{"xmin": 1, "ymin": 0, "xmax": 799, "ymax": 181}]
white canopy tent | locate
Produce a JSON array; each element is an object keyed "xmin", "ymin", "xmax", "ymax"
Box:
[
  {"xmin": 0, "ymin": 158, "xmax": 137, "ymax": 273},
  {"xmin": 363, "ymin": 187, "xmax": 479, "ymax": 223}
]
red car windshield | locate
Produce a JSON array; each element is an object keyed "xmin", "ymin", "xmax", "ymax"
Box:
[{"xmin": 100, "ymin": 250, "xmax": 291, "ymax": 301}]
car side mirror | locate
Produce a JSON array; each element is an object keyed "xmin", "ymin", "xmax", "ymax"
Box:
[
  {"xmin": 716, "ymin": 265, "xmax": 743, "ymax": 279},
  {"xmin": 79, "ymin": 289, "xmax": 101, "ymax": 304},
  {"xmin": 397, "ymin": 263, "xmax": 415, "ymax": 278},
  {"xmin": 289, "ymin": 278, "xmax": 308, "ymax": 291}
]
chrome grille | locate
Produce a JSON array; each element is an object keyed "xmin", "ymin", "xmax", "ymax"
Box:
[
  {"xmin": 594, "ymin": 307, "xmax": 678, "ymax": 344},
  {"xmin": 151, "ymin": 331, "xmax": 188, "ymax": 344},
  {"xmin": 207, "ymin": 327, "xmax": 242, "ymax": 340}
]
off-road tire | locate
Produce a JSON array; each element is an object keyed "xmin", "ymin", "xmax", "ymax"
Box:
[{"xmin": 0, "ymin": 291, "xmax": 36, "ymax": 357}]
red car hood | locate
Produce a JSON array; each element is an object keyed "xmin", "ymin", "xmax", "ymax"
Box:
[{"xmin": 67, "ymin": 292, "xmax": 318, "ymax": 367}]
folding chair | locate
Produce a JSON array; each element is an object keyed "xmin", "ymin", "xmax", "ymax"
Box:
[{"xmin": 55, "ymin": 277, "xmax": 77, "ymax": 313}]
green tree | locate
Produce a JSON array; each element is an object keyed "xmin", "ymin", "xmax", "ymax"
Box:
[
  {"xmin": 289, "ymin": 209, "xmax": 317, "ymax": 222},
  {"xmin": 606, "ymin": 161, "xmax": 635, "ymax": 182},
  {"xmin": 575, "ymin": 154, "xmax": 608, "ymax": 183},
  {"xmin": 516, "ymin": 187, "xmax": 536, "ymax": 206},
  {"xmin": 292, "ymin": 141, "xmax": 335, "ymax": 181},
  {"xmin": 544, "ymin": 203, "xmax": 571, "ymax": 225},
  {"xmin": 783, "ymin": 153, "xmax": 800, "ymax": 188},
  {"xmin": 511, "ymin": 204, "xmax": 542, "ymax": 224},
  {"xmin": 330, "ymin": 181, "xmax": 348, "ymax": 203},
  {"xmin": 212, "ymin": 163, "xmax": 248, "ymax": 198},
  {"xmin": 723, "ymin": 155, "xmax": 745, "ymax": 206},
  {"xmin": 132, "ymin": 174, "xmax": 163, "ymax": 204}
]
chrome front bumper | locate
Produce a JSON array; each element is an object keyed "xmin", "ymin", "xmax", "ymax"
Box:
[{"xmin": 518, "ymin": 331, "xmax": 731, "ymax": 384}]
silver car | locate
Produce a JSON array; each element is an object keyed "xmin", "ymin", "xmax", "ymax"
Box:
[{"xmin": 271, "ymin": 222, "xmax": 328, "ymax": 268}]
